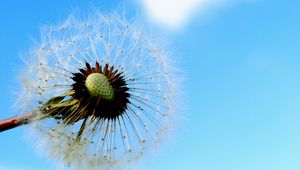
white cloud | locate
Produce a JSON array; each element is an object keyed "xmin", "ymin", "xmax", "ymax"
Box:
[{"xmin": 140, "ymin": 0, "xmax": 229, "ymax": 30}]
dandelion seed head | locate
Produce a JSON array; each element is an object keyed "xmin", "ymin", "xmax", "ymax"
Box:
[{"xmin": 19, "ymin": 9, "xmax": 181, "ymax": 169}]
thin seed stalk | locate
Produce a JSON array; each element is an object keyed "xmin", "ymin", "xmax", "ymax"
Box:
[{"xmin": 0, "ymin": 113, "xmax": 33, "ymax": 132}]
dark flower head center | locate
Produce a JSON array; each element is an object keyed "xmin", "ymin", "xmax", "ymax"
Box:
[
  {"xmin": 42, "ymin": 61, "xmax": 130, "ymax": 123},
  {"xmin": 71, "ymin": 62, "xmax": 130, "ymax": 119}
]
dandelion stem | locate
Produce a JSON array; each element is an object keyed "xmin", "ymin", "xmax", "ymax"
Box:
[{"xmin": 0, "ymin": 113, "xmax": 33, "ymax": 132}]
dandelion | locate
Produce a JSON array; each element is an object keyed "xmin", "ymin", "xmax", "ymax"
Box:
[{"xmin": 1, "ymin": 10, "xmax": 181, "ymax": 169}]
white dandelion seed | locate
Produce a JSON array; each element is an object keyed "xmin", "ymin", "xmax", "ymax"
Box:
[{"xmin": 18, "ymin": 10, "xmax": 181, "ymax": 169}]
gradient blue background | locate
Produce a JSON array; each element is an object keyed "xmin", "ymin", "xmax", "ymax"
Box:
[{"xmin": 1, "ymin": 0, "xmax": 300, "ymax": 169}]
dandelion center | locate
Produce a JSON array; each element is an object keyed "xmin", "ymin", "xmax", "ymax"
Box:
[
  {"xmin": 85, "ymin": 73, "xmax": 114, "ymax": 100},
  {"xmin": 70, "ymin": 62, "xmax": 130, "ymax": 120},
  {"xmin": 42, "ymin": 62, "xmax": 130, "ymax": 122}
]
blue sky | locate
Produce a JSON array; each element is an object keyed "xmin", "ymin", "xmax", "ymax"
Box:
[{"xmin": 1, "ymin": 0, "xmax": 300, "ymax": 170}]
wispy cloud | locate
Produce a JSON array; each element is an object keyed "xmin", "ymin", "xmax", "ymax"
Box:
[{"xmin": 140, "ymin": 0, "xmax": 238, "ymax": 30}]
